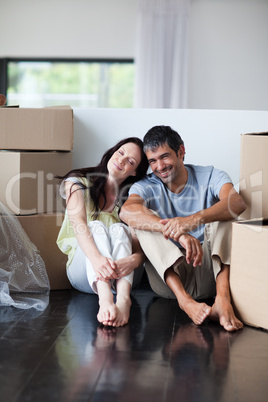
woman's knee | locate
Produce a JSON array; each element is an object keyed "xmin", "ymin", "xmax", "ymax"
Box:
[
  {"xmin": 88, "ymin": 220, "xmax": 108, "ymax": 236},
  {"xmin": 109, "ymin": 222, "xmax": 131, "ymax": 241}
]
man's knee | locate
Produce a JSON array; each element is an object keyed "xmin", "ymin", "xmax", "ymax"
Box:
[{"xmin": 145, "ymin": 262, "xmax": 176, "ymax": 299}]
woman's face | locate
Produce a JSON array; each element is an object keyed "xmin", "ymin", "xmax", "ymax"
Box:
[{"xmin": 107, "ymin": 142, "xmax": 142, "ymax": 183}]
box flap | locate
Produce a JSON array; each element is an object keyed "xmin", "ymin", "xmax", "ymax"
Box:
[
  {"xmin": 241, "ymin": 131, "xmax": 268, "ymax": 136},
  {"xmin": 235, "ymin": 218, "xmax": 268, "ymax": 226}
]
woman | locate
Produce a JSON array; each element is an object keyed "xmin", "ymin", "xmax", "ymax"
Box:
[{"xmin": 56, "ymin": 137, "xmax": 148, "ymax": 327}]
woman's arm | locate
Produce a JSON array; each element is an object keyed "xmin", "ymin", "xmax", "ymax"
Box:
[{"xmin": 65, "ymin": 181, "xmax": 118, "ymax": 281}]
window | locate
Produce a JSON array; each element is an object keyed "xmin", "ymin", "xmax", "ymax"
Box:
[{"xmin": 0, "ymin": 58, "xmax": 135, "ymax": 108}]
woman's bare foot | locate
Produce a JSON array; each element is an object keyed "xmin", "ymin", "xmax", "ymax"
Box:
[
  {"xmin": 97, "ymin": 300, "xmax": 117, "ymax": 326},
  {"xmin": 209, "ymin": 295, "xmax": 243, "ymax": 332},
  {"xmin": 110, "ymin": 278, "xmax": 132, "ymax": 327},
  {"xmin": 113, "ymin": 296, "xmax": 131, "ymax": 327},
  {"xmin": 181, "ymin": 297, "xmax": 211, "ymax": 325},
  {"xmin": 95, "ymin": 326, "xmax": 117, "ymax": 349},
  {"xmin": 96, "ymin": 280, "xmax": 117, "ymax": 326}
]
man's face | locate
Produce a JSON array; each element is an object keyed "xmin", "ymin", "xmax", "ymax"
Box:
[{"xmin": 145, "ymin": 143, "xmax": 184, "ymax": 185}]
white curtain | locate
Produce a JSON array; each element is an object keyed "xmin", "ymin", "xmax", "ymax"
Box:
[{"xmin": 134, "ymin": 0, "xmax": 190, "ymax": 108}]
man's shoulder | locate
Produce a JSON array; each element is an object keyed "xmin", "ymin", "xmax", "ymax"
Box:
[
  {"xmin": 186, "ymin": 164, "xmax": 227, "ymax": 177},
  {"xmin": 186, "ymin": 164, "xmax": 232, "ymax": 189},
  {"xmin": 186, "ymin": 164, "xmax": 214, "ymax": 173},
  {"xmin": 186, "ymin": 164, "xmax": 216, "ymax": 180},
  {"xmin": 133, "ymin": 172, "xmax": 161, "ymax": 186},
  {"xmin": 129, "ymin": 173, "xmax": 162, "ymax": 196}
]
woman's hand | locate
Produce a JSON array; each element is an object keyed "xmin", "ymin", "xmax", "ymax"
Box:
[
  {"xmin": 91, "ymin": 255, "xmax": 118, "ymax": 282},
  {"xmin": 114, "ymin": 255, "xmax": 136, "ymax": 278},
  {"xmin": 113, "ymin": 230, "xmax": 146, "ymax": 278}
]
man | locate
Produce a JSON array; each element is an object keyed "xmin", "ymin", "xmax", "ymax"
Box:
[{"xmin": 120, "ymin": 125, "xmax": 246, "ymax": 332}]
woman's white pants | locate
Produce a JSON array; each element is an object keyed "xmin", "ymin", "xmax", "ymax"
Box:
[{"xmin": 67, "ymin": 221, "xmax": 134, "ymax": 294}]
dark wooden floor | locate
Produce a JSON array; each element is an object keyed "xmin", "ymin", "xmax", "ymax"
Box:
[{"xmin": 1, "ymin": 275, "xmax": 268, "ymax": 402}]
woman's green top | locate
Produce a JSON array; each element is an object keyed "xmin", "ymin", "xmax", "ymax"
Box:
[{"xmin": 56, "ymin": 177, "xmax": 120, "ymax": 268}]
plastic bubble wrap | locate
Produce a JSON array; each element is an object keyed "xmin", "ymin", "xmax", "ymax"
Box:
[{"xmin": 0, "ymin": 203, "xmax": 50, "ymax": 310}]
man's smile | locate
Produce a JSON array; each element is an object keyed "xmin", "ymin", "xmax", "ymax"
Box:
[{"xmin": 156, "ymin": 166, "xmax": 172, "ymax": 178}]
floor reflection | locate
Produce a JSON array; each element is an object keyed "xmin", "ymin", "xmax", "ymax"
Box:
[
  {"xmin": 56, "ymin": 291, "xmax": 143, "ymax": 401},
  {"xmin": 1, "ymin": 288, "xmax": 267, "ymax": 401}
]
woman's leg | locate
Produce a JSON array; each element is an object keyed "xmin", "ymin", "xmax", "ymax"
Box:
[
  {"xmin": 68, "ymin": 245, "xmax": 95, "ymax": 294},
  {"xmin": 109, "ymin": 223, "xmax": 133, "ymax": 285},
  {"xmin": 96, "ymin": 280, "xmax": 117, "ymax": 326},
  {"xmin": 109, "ymin": 223, "xmax": 133, "ymax": 326},
  {"xmin": 86, "ymin": 221, "xmax": 115, "ymax": 293},
  {"xmin": 113, "ymin": 278, "xmax": 132, "ymax": 327},
  {"xmin": 87, "ymin": 221, "xmax": 117, "ymax": 325}
]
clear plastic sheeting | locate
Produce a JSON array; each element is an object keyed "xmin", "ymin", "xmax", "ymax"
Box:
[{"xmin": 0, "ymin": 203, "xmax": 50, "ymax": 311}]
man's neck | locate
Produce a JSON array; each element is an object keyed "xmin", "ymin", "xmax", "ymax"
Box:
[{"xmin": 167, "ymin": 165, "xmax": 188, "ymax": 194}]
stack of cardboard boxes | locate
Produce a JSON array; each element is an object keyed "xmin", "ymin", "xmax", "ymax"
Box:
[
  {"xmin": 0, "ymin": 106, "xmax": 73, "ymax": 290},
  {"xmin": 231, "ymin": 132, "xmax": 268, "ymax": 330}
]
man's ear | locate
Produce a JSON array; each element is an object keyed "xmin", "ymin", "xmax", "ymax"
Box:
[{"xmin": 178, "ymin": 144, "xmax": 186, "ymax": 159}]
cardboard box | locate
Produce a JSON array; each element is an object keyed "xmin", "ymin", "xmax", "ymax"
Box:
[
  {"xmin": 230, "ymin": 219, "xmax": 268, "ymax": 330},
  {"xmin": 0, "ymin": 106, "xmax": 73, "ymax": 151},
  {"xmin": 239, "ymin": 132, "xmax": 268, "ymax": 220},
  {"xmin": 0, "ymin": 151, "xmax": 72, "ymax": 215},
  {"xmin": 18, "ymin": 213, "xmax": 71, "ymax": 290}
]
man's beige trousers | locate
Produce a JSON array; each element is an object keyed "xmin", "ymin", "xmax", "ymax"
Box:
[{"xmin": 135, "ymin": 221, "xmax": 232, "ymax": 300}]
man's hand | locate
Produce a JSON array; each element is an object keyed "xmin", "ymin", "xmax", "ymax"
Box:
[
  {"xmin": 160, "ymin": 216, "xmax": 199, "ymax": 240},
  {"xmin": 160, "ymin": 217, "xmax": 202, "ymax": 266},
  {"xmin": 178, "ymin": 234, "xmax": 203, "ymax": 267}
]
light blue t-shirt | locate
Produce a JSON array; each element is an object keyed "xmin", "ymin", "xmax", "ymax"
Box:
[{"xmin": 129, "ymin": 164, "xmax": 232, "ymax": 243}]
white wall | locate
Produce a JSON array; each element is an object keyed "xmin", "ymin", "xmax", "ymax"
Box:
[
  {"xmin": 72, "ymin": 108, "xmax": 268, "ymax": 187},
  {"xmin": 189, "ymin": 0, "xmax": 268, "ymax": 111},
  {"xmin": 1, "ymin": 0, "xmax": 268, "ymax": 110},
  {"xmin": 0, "ymin": 0, "xmax": 138, "ymax": 59}
]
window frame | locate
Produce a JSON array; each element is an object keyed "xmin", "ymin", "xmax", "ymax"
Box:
[{"xmin": 0, "ymin": 57, "xmax": 134, "ymax": 107}]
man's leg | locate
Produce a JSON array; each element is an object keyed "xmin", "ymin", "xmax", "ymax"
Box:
[
  {"xmin": 135, "ymin": 229, "xmax": 211, "ymax": 324},
  {"xmin": 209, "ymin": 264, "xmax": 243, "ymax": 331},
  {"xmin": 134, "ymin": 229, "xmax": 184, "ymax": 296},
  {"xmin": 206, "ymin": 221, "xmax": 243, "ymax": 331},
  {"xmin": 164, "ymin": 268, "xmax": 211, "ymax": 325}
]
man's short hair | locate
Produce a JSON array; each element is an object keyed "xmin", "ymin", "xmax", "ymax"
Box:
[{"xmin": 143, "ymin": 125, "xmax": 184, "ymax": 155}]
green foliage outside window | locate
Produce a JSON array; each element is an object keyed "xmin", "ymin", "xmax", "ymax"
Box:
[{"xmin": 7, "ymin": 61, "xmax": 135, "ymax": 108}]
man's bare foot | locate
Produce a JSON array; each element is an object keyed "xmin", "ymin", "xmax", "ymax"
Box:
[
  {"xmin": 113, "ymin": 297, "xmax": 131, "ymax": 327},
  {"xmin": 209, "ymin": 295, "xmax": 243, "ymax": 332},
  {"xmin": 97, "ymin": 300, "xmax": 117, "ymax": 326},
  {"xmin": 181, "ymin": 297, "xmax": 211, "ymax": 325}
]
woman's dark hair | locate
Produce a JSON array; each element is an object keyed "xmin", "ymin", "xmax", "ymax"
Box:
[
  {"xmin": 143, "ymin": 125, "xmax": 184, "ymax": 155},
  {"xmin": 57, "ymin": 137, "xmax": 148, "ymax": 218}
]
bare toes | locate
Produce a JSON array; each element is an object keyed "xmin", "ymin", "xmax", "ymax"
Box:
[
  {"xmin": 182, "ymin": 300, "xmax": 211, "ymax": 326},
  {"xmin": 220, "ymin": 318, "xmax": 243, "ymax": 332},
  {"xmin": 97, "ymin": 305, "xmax": 117, "ymax": 326}
]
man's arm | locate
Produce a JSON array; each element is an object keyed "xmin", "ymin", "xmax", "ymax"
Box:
[
  {"xmin": 120, "ymin": 193, "xmax": 204, "ymax": 267},
  {"xmin": 119, "ymin": 194, "xmax": 164, "ymax": 232},
  {"xmin": 160, "ymin": 183, "xmax": 246, "ymax": 241}
]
